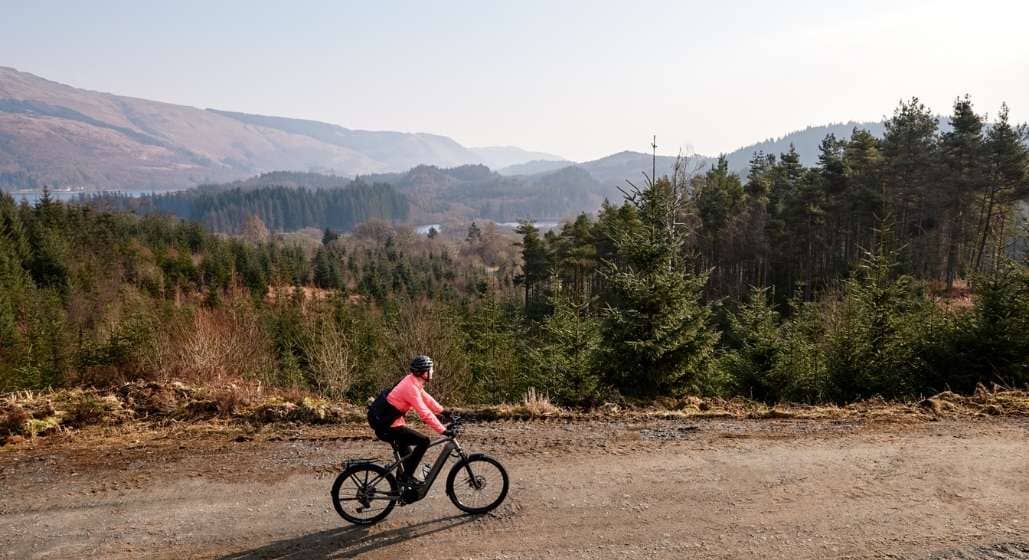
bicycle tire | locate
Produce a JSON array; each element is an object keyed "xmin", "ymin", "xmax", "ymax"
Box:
[
  {"xmin": 445, "ymin": 454, "xmax": 509, "ymax": 514},
  {"xmin": 331, "ymin": 463, "xmax": 398, "ymax": 525}
]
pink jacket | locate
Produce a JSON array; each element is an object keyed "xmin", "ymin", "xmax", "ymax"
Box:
[{"xmin": 386, "ymin": 373, "xmax": 446, "ymax": 434}]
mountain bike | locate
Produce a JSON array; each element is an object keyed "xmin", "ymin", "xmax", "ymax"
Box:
[{"xmin": 331, "ymin": 416, "xmax": 509, "ymax": 525}]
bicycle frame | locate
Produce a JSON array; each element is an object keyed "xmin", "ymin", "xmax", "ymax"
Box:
[{"xmin": 361, "ymin": 434, "xmax": 468, "ymax": 502}]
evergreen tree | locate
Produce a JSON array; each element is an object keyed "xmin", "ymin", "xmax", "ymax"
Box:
[
  {"xmin": 528, "ymin": 293, "xmax": 602, "ymax": 403},
  {"xmin": 322, "ymin": 228, "xmax": 339, "ymax": 246},
  {"xmin": 463, "ymin": 294, "xmax": 521, "ymax": 402},
  {"xmin": 466, "ymin": 222, "xmax": 482, "ymax": 243},
  {"xmin": 313, "ymin": 248, "xmax": 343, "ymax": 290},
  {"xmin": 880, "ymin": 98, "xmax": 939, "ymax": 276},
  {"xmin": 600, "ymin": 170, "xmax": 719, "ymax": 396},
  {"xmin": 940, "ymin": 96, "xmax": 986, "ymax": 286},
  {"xmin": 974, "ymin": 104, "xmax": 1029, "ymax": 271},
  {"xmin": 515, "ymin": 221, "xmax": 551, "ymax": 317}
]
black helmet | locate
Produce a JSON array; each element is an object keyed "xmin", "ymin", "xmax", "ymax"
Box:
[{"xmin": 410, "ymin": 355, "xmax": 433, "ymax": 374}]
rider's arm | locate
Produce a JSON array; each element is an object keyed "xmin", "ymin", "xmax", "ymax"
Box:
[
  {"xmin": 423, "ymin": 391, "xmax": 444, "ymax": 415},
  {"xmin": 412, "ymin": 389, "xmax": 446, "ymax": 434}
]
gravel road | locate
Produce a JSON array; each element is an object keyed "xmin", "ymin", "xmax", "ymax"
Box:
[{"xmin": 1, "ymin": 417, "xmax": 1026, "ymax": 559}]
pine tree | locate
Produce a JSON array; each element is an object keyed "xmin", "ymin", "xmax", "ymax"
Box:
[
  {"xmin": 313, "ymin": 248, "xmax": 343, "ymax": 290},
  {"xmin": 880, "ymin": 98, "xmax": 939, "ymax": 277},
  {"xmin": 528, "ymin": 293, "xmax": 602, "ymax": 403},
  {"xmin": 693, "ymin": 155, "xmax": 744, "ymax": 295},
  {"xmin": 515, "ymin": 221, "xmax": 551, "ymax": 317},
  {"xmin": 466, "ymin": 222, "xmax": 482, "ymax": 243},
  {"xmin": 600, "ymin": 168, "xmax": 719, "ymax": 396},
  {"xmin": 974, "ymin": 103, "xmax": 1029, "ymax": 271},
  {"xmin": 940, "ymin": 96, "xmax": 986, "ymax": 286},
  {"xmin": 322, "ymin": 228, "xmax": 339, "ymax": 246}
]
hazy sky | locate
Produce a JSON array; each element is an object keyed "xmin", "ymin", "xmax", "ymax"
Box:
[{"xmin": 2, "ymin": 0, "xmax": 1027, "ymax": 161}]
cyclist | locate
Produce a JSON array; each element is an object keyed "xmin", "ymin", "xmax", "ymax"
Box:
[{"xmin": 367, "ymin": 355, "xmax": 448, "ymax": 487}]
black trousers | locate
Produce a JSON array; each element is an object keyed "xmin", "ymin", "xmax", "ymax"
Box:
[{"xmin": 379, "ymin": 426, "xmax": 429, "ymax": 481}]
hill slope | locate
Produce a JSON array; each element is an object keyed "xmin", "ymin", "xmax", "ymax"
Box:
[
  {"xmin": 470, "ymin": 146, "xmax": 566, "ymax": 170},
  {"xmin": 0, "ymin": 67, "xmax": 544, "ymax": 190},
  {"xmin": 0, "ymin": 67, "xmax": 391, "ymax": 189},
  {"xmin": 208, "ymin": 110, "xmax": 484, "ymax": 171}
]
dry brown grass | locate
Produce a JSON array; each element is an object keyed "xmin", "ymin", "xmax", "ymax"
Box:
[
  {"xmin": 211, "ymin": 385, "xmax": 252, "ymax": 417},
  {"xmin": 521, "ymin": 387, "xmax": 560, "ymax": 416},
  {"xmin": 3, "ymin": 382, "xmax": 1027, "ymax": 446}
]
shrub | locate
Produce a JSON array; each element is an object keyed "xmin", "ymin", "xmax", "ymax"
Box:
[
  {"xmin": 721, "ymin": 287, "xmax": 782, "ymax": 401},
  {"xmin": 721, "ymin": 290, "xmax": 828, "ymax": 403},
  {"xmin": 824, "ymin": 252, "xmax": 933, "ymax": 401},
  {"xmin": 62, "ymin": 391, "xmax": 127, "ymax": 428},
  {"xmin": 0, "ymin": 404, "xmax": 29, "ymax": 436},
  {"xmin": 526, "ymin": 295, "xmax": 602, "ymax": 404},
  {"xmin": 920, "ymin": 263, "xmax": 1029, "ymax": 392}
]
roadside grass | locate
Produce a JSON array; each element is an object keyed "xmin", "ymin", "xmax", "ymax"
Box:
[{"xmin": 2, "ymin": 381, "xmax": 1026, "ymax": 446}]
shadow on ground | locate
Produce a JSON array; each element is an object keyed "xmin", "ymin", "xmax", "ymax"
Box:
[{"xmin": 217, "ymin": 513, "xmax": 479, "ymax": 560}]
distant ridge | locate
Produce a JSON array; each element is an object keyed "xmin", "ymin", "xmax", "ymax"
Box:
[
  {"xmin": 720, "ymin": 121, "xmax": 886, "ymax": 169},
  {"xmin": 497, "ymin": 159, "xmax": 573, "ymax": 176},
  {"xmin": 0, "ymin": 66, "xmax": 964, "ymax": 193},
  {"xmin": 208, "ymin": 109, "xmax": 484, "ymax": 171},
  {"xmin": 0, "ymin": 67, "xmax": 555, "ymax": 190},
  {"xmin": 470, "ymin": 146, "xmax": 566, "ymax": 170}
]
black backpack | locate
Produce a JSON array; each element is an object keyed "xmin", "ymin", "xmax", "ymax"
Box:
[{"xmin": 367, "ymin": 384, "xmax": 403, "ymax": 437}]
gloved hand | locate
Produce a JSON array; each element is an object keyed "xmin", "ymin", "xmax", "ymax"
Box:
[{"xmin": 442, "ymin": 424, "xmax": 455, "ymax": 438}]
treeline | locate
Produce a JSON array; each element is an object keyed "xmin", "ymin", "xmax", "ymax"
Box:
[
  {"xmin": 688, "ymin": 98, "xmax": 1028, "ymax": 301},
  {"xmin": 367, "ymin": 163, "xmax": 609, "ymax": 223},
  {"xmin": 0, "ymin": 171, "xmax": 41, "ymax": 189},
  {"xmin": 93, "ymin": 181, "xmax": 409, "ymax": 234},
  {"xmin": 0, "ymin": 191, "xmax": 508, "ymax": 397},
  {"xmin": 1, "ymin": 96, "xmax": 1027, "ymax": 407},
  {"xmin": 511, "ymin": 96, "xmax": 1029, "ymax": 402}
]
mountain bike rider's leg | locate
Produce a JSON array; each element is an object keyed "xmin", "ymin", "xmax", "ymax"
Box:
[{"xmin": 385, "ymin": 426, "xmax": 429, "ymax": 483}]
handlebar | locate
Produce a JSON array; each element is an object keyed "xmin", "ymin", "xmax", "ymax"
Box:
[{"xmin": 444, "ymin": 414, "xmax": 463, "ymax": 438}]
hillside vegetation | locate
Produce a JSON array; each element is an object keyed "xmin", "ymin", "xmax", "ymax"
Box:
[
  {"xmin": 97, "ymin": 180, "xmax": 409, "ymax": 234},
  {"xmin": 0, "ymin": 96, "xmax": 1027, "ymax": 412}
]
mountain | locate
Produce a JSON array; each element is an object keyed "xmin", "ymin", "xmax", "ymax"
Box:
[
  {"xmin": 469, "ymin": 146, "xmax": 566, "ymax": 170},
  {"xmin": 717, "ymin": 118, "xmax": 956, "ymax": 171},
  {"xmin": 574, "ymin": 150, "xmax": 704, "ymax": 189},
  {"xmin": 352, "ymin": 163, "xmax": 605, "ymax": 222},
  {"xmin": 517, "ymin": 123, "xmax": 898, "ymax": 188},
  {"xmin": 0, "ymin": 67, "xmax": 389, "ymax": 189},
  {"xmin": 0, "ymin": 67, "xmax": 528, "ymax": 190},
  {"xmin": 497, "ymin": 159, "xmax": 573, "ymax": 176},
  {"xmin": 2, "ymin": 66, "xmax": 974, "ymax": 199},
  {"xmin": 208, "ymin": 110, "xmax": 484, "ymax": 171},
  {"xmin": 720, "ymin": 121, "xmax": 886, "ymax": 170}
]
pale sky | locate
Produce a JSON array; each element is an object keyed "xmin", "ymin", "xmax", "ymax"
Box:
[{"xmin": 2, "ymin": 0, "xmax": 1027, "ymax": 161}]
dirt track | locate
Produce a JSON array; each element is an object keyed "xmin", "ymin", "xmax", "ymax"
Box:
[{"xmin": 1, "ymin": 416, "xmax": 1027, "ymax": 559}]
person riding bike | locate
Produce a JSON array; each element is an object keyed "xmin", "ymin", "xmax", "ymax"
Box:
[{"xmin": 367, "ymin": 355, "xmax": 449, "ymax": 487}]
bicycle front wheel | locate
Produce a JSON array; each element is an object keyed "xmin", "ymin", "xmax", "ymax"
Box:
[
  {"xmin": 446, "ymin": 454, "xmax": 509, "ymax": 514},
  {"xmin": 331, "ymin": 463, "xmax": 398, "ymax": 525}
]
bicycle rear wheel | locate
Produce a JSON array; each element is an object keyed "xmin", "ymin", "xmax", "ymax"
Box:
[
  {"xmin": 331, "ymin": 463, "xmax": 398, "ymax": 525},
  {"xmin": 446, "ymin": 454, "xmax": 509, "ymax": 514}
]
